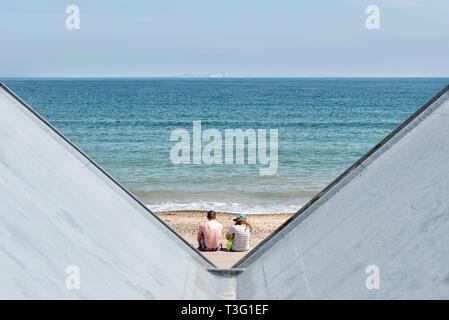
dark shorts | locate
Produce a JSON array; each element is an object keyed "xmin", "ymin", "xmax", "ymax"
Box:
[{"xmin": 198, "ymin": 234, "xmax": 222, "ymax": 251}]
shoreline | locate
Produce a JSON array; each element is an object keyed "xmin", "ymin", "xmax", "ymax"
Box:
[
  {"xmin": 145, "ymin": 201, "xmax": 309, "ymax": 215},
  {"xmin": 154, "ymin": 210, "xmax": 294, "ymax": 250}
]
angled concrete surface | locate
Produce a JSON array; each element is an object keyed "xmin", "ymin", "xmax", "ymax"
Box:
[
  {"xmin": 0, "ymin": 83, "xmax": 220, "ymax": 299},
  {"xmin": 2, "ymin": 82, "xmax": 449, "ymax": 300},
  {"xmin": 235, "ymin": 85, "xmax": 449, "ymax": 299}
]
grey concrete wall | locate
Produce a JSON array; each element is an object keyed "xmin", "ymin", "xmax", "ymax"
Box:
[
  {"xmin": 3, "ymin": 82, "xmax": 449, "ymax": 300},
  {"xmin": 0, "ymin": 84, "xmax": 220, "ymax": 299},
  {"xmin": 236, "ymin": 88, "xmax": 449, "ymax": 299}
]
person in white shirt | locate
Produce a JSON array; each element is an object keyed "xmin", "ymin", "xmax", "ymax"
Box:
[{"xmin": 226, "ymin": 214, "xmax": 252, "ymax": 252}]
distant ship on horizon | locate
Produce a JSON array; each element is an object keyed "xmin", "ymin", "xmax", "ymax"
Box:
[
  {"xmin": 208, "ymin": 73, "xmax": 229, "ymax": 78},
  {"xmin": 176, "ymin": 72, "xmax": 230, "ymax": 78}
]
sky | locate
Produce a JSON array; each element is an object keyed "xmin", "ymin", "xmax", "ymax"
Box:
[{"xmin": 0, "ymin": 0, "xmax": 449, "ymax": 77}]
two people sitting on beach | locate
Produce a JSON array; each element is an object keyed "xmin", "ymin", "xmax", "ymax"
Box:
[{"xmin": 197, "ymin": 210, "xmax": 252, "ymax": 252}]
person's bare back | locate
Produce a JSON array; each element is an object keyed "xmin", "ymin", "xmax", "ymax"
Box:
[{"xmin": 197, "ymin": 211, "xmax": 223, "ymax": 251}]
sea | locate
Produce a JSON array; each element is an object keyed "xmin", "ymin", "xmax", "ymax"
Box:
[{"xmin": 3, "ymin": 78, "xmax": 448, "ymax": 214}]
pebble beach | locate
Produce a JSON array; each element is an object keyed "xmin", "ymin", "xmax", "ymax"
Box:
[{"xmin": 154, "ymin": 210, "xmax": 294, "ymax": 249}]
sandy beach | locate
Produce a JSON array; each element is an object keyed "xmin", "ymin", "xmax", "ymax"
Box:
[{"xmin": 154, "ymin": 210, "xmax": 294, "ymax": 267}]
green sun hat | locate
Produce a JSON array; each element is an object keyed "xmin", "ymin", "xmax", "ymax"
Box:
[{"xmin": 233, "ymin": 214, "xmax": 247, "ymax": 221}]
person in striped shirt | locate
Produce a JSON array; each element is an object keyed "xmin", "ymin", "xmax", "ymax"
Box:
[{"xmin": 226, "ymin": 214, "xmax": 252, "ymax": 252}]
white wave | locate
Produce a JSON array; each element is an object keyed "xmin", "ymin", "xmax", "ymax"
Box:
[{"xmin": 146, "ymin": 199, "xmax": 309, "ymax": 214}]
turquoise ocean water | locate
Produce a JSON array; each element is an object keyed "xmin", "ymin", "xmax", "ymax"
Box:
[{"xmin": 4, "ymin": 78, "xmax": 449, "ymax": 213}]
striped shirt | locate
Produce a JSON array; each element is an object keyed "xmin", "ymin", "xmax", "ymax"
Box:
[{"xmin": 228, "ymin": 225, "xmax": 251, "ymax": 251}]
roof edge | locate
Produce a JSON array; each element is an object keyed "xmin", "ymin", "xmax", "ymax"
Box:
[
  {"xmin": 0, "ymin": 81, "xmax": 217, "ymax": 269},
  {"xmin": 233, "ymin": 83, "xmax": 449, "ymax": 268}
]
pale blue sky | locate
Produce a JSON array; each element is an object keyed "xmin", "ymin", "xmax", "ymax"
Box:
[{"xmin": 1, "ymin": 0, "xmax": 448, "ymax": 77}]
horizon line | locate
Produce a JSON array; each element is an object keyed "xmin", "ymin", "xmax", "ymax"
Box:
[{"xmin": 2, "ymin": 76, "xmax": 449, "ymax": 79}]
